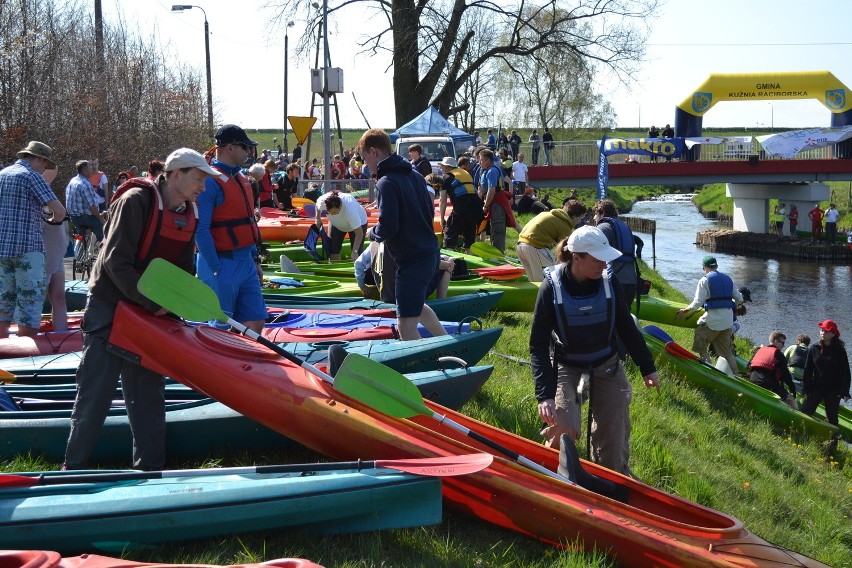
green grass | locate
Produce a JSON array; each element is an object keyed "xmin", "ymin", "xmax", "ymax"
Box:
[{"xmin": 2, "ymin": 198, "xmax": 850, "ymax": 567}]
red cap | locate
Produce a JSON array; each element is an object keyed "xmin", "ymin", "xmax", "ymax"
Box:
[{"xmin": 818, "ymin": 319, "xmax": 840, "ymax": 336}]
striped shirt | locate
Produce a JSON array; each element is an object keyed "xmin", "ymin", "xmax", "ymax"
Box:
[
  {"xmin": 65, "ymin": 174, "xmax": 97, "ymax": 216},
  {"xmin": 0, "ymin": 160, "xmax": 59, "ymax": 257}
]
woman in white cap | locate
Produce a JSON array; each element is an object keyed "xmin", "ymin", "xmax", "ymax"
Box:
[
  {"xmin": 530, "ymin": 225, "xmax": 659, "ymax": 476},
  {"xmin": 800, "ymin": 319, "xmax": 850, "ymax": 437}
]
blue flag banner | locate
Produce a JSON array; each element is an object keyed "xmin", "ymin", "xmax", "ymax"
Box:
[
  {"xmin": 597, "ymin": 135, "xmax": 609, "ymax": 200},
  {"xmin": 601, "ymin": 137, "xmax": 685, "ymax": 159}
]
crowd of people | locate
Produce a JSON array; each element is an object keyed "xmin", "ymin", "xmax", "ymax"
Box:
[{"xmin": 2, "ymin": 123, "xmax": 849, "ymax": 477}]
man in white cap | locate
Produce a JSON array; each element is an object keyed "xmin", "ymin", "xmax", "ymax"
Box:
[
  {"xmin": 438, "ymin": 156, "xmax": 480, "ymax": 250},
  {"xmin": 64, "ymin": 147, "xmax": 224, "ymax": 471},
  {"xmin": 0, "ymin": 141, "xmax": 66, "ymax": 339},
  {"xmin": 530, "ymin": 225, "xmax": 659, "ymax": 477}
]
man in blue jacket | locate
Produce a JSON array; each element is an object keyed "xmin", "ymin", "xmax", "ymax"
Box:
[{"xmin": 359, "ymin": 129, "xmax": 446, "ymax": 340}]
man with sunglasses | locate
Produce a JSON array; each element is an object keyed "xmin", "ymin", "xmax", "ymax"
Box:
[{"xmin": 195, "ymin": 124, "xmax": 267, "ymax": 334}]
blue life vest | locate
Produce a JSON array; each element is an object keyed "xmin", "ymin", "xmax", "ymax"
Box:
[
  {"xmin": 598, "ymin": 217, "xmax": 635, "ymax": 265},
  {"xmin": 448, "ymin": 168, "xmax": 475, "ymax": 201},
  {"xmin": 544, "ymin": 264, "xmax": 616, "ymax": 366},
  {"xmin": 703, "ymin": 270, "xmax": 736, "ymax": 311}
]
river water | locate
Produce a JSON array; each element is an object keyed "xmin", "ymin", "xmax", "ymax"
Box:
[{"xmin": 630, "ymin": 199, "xmax": 852, "ymax": 350}]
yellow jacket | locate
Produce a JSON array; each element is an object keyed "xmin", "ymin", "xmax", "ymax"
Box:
[{"xmin": 518, "ymin": 209, "xmax": 575, "ymax": 249}]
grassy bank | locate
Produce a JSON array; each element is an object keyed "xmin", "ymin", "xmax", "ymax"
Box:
[{"xmin": 3, "ymin": 206, "xmax": 850, "ymax": 567}]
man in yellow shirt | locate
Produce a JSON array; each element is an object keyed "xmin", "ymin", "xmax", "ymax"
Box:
[{"xmin": 516, "ymin": 199, "xmax": 587, "ymax": 282}]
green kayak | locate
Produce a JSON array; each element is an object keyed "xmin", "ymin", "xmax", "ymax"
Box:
[{"xmin": 645, "ymin": 332, "xmax": 837, "ymax": 439}]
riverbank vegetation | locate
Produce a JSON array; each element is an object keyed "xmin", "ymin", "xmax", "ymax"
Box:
[{"xmin": 2, "ymin": 192, "xmax": 849, "ymax": 567}]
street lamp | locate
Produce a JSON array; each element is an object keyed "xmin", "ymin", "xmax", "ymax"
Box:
[
  {"xmin": 172, "ymin": 4, "xmax": 213, "ymax": 131},
  {"xmin": 283, "ymin": 20, "xmax": 294, "ymax": 156}
]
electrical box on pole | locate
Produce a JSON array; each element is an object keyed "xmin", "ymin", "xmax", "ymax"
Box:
[{"xmin": 310, "ymin": 68, "xmax": 344, "ymax": 94}]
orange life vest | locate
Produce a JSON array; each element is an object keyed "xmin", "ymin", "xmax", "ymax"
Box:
[
  {"xmin": 210, "ymin": 169, "xmax": 261, "ymax": 250},
  {"xmin": 111, "ymin": 178, "xmax": 198, "ymax": 270}
]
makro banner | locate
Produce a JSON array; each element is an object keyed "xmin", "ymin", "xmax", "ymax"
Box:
[
  {"xmin": 601, "ymin": 137, "xmax": 684, "ymax": 159},
  {"xmin": 677, "ymin": 71, "xmax": 852, "ymax": 117}
]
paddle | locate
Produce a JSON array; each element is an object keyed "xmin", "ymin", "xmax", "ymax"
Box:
[
  {"xmin": 138, "ymin": 259, "xmax": 574, "ymax": 487},
  {"xmin": 469, "ymin": 241, "xmax": 504, "ymax": 260},
  {"xmin": 333, "ymin": 351, "xmax": 574, "ymax": 484},
  {"xmin": 663, "ymin": 341, "xmax": 725, "ymax": 374},
  {"xmin": 0, "ymin": 369, "xmax": 16, "ymax": 382},
  {"xmin": 642, "ymin": 324, "xmax": 674, "ymax": 344},
  {"xmin": 0, "ymin": 454, "xmax": 493, "ymax": 488}
]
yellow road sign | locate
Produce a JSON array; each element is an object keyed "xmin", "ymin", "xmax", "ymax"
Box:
[{"xmin": 289, "ymin": 116, "xmax": 317, "ymax": 145}]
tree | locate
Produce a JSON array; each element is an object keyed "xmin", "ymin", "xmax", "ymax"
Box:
[
  {"xmin": 0, "ymin": 0, "xmax": 209, "ymax": 185},
  {"xmin": 268, "ymin": 0, "xmax": 657, "ymax": 126},
  {"xmin": 500, "ymin": 12, "xmax": 616, "ymax": 131}
]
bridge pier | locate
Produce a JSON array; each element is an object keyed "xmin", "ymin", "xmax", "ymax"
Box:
[{"xmin": 726, "ymin": 183, "xmax": 830, "ymax": 235}]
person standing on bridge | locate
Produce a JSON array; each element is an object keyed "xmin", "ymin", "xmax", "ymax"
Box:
[{"xmin": 808, "ymin": 204, "xmax": 824, "ymax": 241}]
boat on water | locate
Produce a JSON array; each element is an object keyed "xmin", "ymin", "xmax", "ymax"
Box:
[
  {"xmin": 0, "ymin": 463, "xmax": 441, "ymax": 552},
  {"xmin": 0, "ymin": 551, "xmax": 324, "ymax": 568},
  {"xmin": 104, "ymin": 301, "xmax": 830, "ymax": 567}
]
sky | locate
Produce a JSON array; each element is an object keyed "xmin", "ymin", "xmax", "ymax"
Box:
[{"xmin": 106, "ymin": 0, "xmax": 852, "ymax": 134}]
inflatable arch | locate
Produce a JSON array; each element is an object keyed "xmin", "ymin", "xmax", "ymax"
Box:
[{"xmin": 674, "ymin": 71, "xmax": 852, "ymax": 159}]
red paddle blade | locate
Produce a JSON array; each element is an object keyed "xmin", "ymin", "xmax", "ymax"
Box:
[
  {"xmin": 0, "ymin": 369, "xmax": 16, "ymax": 381},
  {"xmin": 377, "ymin": 453, "xmax": 493, "ymax": 477},
  {"xmin": 664, "ymin": 341, "xmax": 698, "ymax": 360},
  {"xmin": 0, "ymin": 474, "xmax": 38, "ymax": 487}
]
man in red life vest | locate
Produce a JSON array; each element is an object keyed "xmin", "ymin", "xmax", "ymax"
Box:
[
  {"xmin": 808, "ymin": 204, "xmax": 824, "ymax": 240},
  {"xmin": 748, "ymin": 331, "xmax": 798, "ymax": 408},
  {"xmin": 63, "ymin": 148, "xmax": 224, "ymax": 471},
  {"xmin": 195, "ymin": 124, "xmax": 267, "ymax": 334}
]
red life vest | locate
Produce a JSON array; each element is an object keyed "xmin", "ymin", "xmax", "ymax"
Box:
[
  {"xmin": 111, "ymin": 178, "xmax": 198, "ymax": 270},
  {"xmin": 210, "ymin": 168, "xmax": 261, "ymax": 250},
  {"xmin": 749, "ymin": 345, "xmax": 781, "ymax": 381},
  {"xmin": 259, "ymin": 171, "xmax": 275, "ymax": 203}
]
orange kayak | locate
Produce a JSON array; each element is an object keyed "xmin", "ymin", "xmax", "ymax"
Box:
[
  {"xmin": 107, "ymin": 303, "xmax": 829, "ymax": 568},
  {"xmin": 0, "ymin": 551, "xmax": 323, "ymax": 568}
]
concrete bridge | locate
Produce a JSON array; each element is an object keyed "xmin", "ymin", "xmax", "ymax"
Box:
[{"xmin": 527, "ymin": 158, "xmax": 852, "ymax": 235}]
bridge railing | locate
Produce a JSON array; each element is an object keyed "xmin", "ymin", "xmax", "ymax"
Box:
[{"xmin": 521, "ymin": 140, "xmax": 836, "ymax": 166}]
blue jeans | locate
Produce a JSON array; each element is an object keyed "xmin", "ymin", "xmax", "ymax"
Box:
[{"xmin": 71, "ymin": 214, "xmax": 104, "ymax": 242}]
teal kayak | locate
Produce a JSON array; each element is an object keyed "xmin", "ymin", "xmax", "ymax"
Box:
[
  {"xmin": 2, "ymin": 328, "xmax": 500, "ymax": 384},
  {"xmin": 0, "ymin": 464, "xmax": 441, "ymax": 552},
  {"xmin": 645, "ymin": 332, "xmax": 838, "ymax": 439},
  {"xmin": 0, "ymin": 395, "xmax": 290, "ymax": 462},
  {"xmin": 263, "ymin": 291, "xmax": 503, "ymax": 323}
]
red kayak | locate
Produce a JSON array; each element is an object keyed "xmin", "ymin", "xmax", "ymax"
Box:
[
  {"xmin": 0, "ymin": 550, "xmax": 323, "ymax": 568},
  {"xmin": 0, "ymin": 331, "xmax": 83, "ymax": 359},
  {"xmin": 107, "ymin": 302, "xmax": 828, "ymax": 568}
]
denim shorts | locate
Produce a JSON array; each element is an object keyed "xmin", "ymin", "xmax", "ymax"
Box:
[
  {"xmin": 395, "ymin": 252, "xmax": 440, "ymax": 318},
  {"xmin": 0, "ymin": 251, "xmax": 47, "ymax": 329}
]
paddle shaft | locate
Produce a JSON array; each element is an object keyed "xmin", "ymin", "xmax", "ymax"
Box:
[
  {"xmin": 435, "ymin": 412, "xmax": 574, "ymax": 483},
  {"xmin": 1, "ymin": 455, "xmax": 492, "ymax": 487}
]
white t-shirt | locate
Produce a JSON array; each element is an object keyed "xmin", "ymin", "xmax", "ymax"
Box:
[
  {"xmin": 316, "ymin": 191, "xmax": 368, "ymax": 233},
  {"xmin": 512, "ymin": 161, "xmax": 529, "ymax": 183},
  {"xmin": 824, "ymin": 208, "xmax": 840, "ymax": 223}
]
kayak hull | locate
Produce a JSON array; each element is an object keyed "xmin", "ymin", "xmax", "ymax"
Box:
[
  {"xmin": 105, "ymin": 302, "xmax": 828, "ymax": 567},
  {"xmin": 0, "ymin": 551, "xmax": 324, "ymax": 568},
  {"xmin": 263, "ymin": 290, "xmax": 503, "ymax": 322},
  {"xmin": 0, "ymin": 466, "xmax": 441, "ymax": 552},
  {"xmin": 0, "ymin": 395, "xmax": 292, "ymax": 462},
  {"xmin": 633, "ymin": 295, "xmax": 703, "ymax": 328}
]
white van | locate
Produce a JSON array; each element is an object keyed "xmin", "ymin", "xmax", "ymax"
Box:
[{"xmin": 396, "ymin": 136, "xmax": 458, "ymax": 174}]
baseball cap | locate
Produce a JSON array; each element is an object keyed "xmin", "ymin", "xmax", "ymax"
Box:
[
  {"xmin": 817, "ymin": 319, "xmax": 840, "ymax": 336},
  {"xmin": 214, "ymin": 124, "xmax": 258, "ymax": 147},
  {"xmin": 564, "ymin": 225, "xmax": 621, "ymax": 262},
  {"xmin": 164, "ymin": 148, "xmax": 227, "ymax": 181},
  {"xmin": 702, "ymin": 256, "xmax": 718, "ymax": 268}
]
